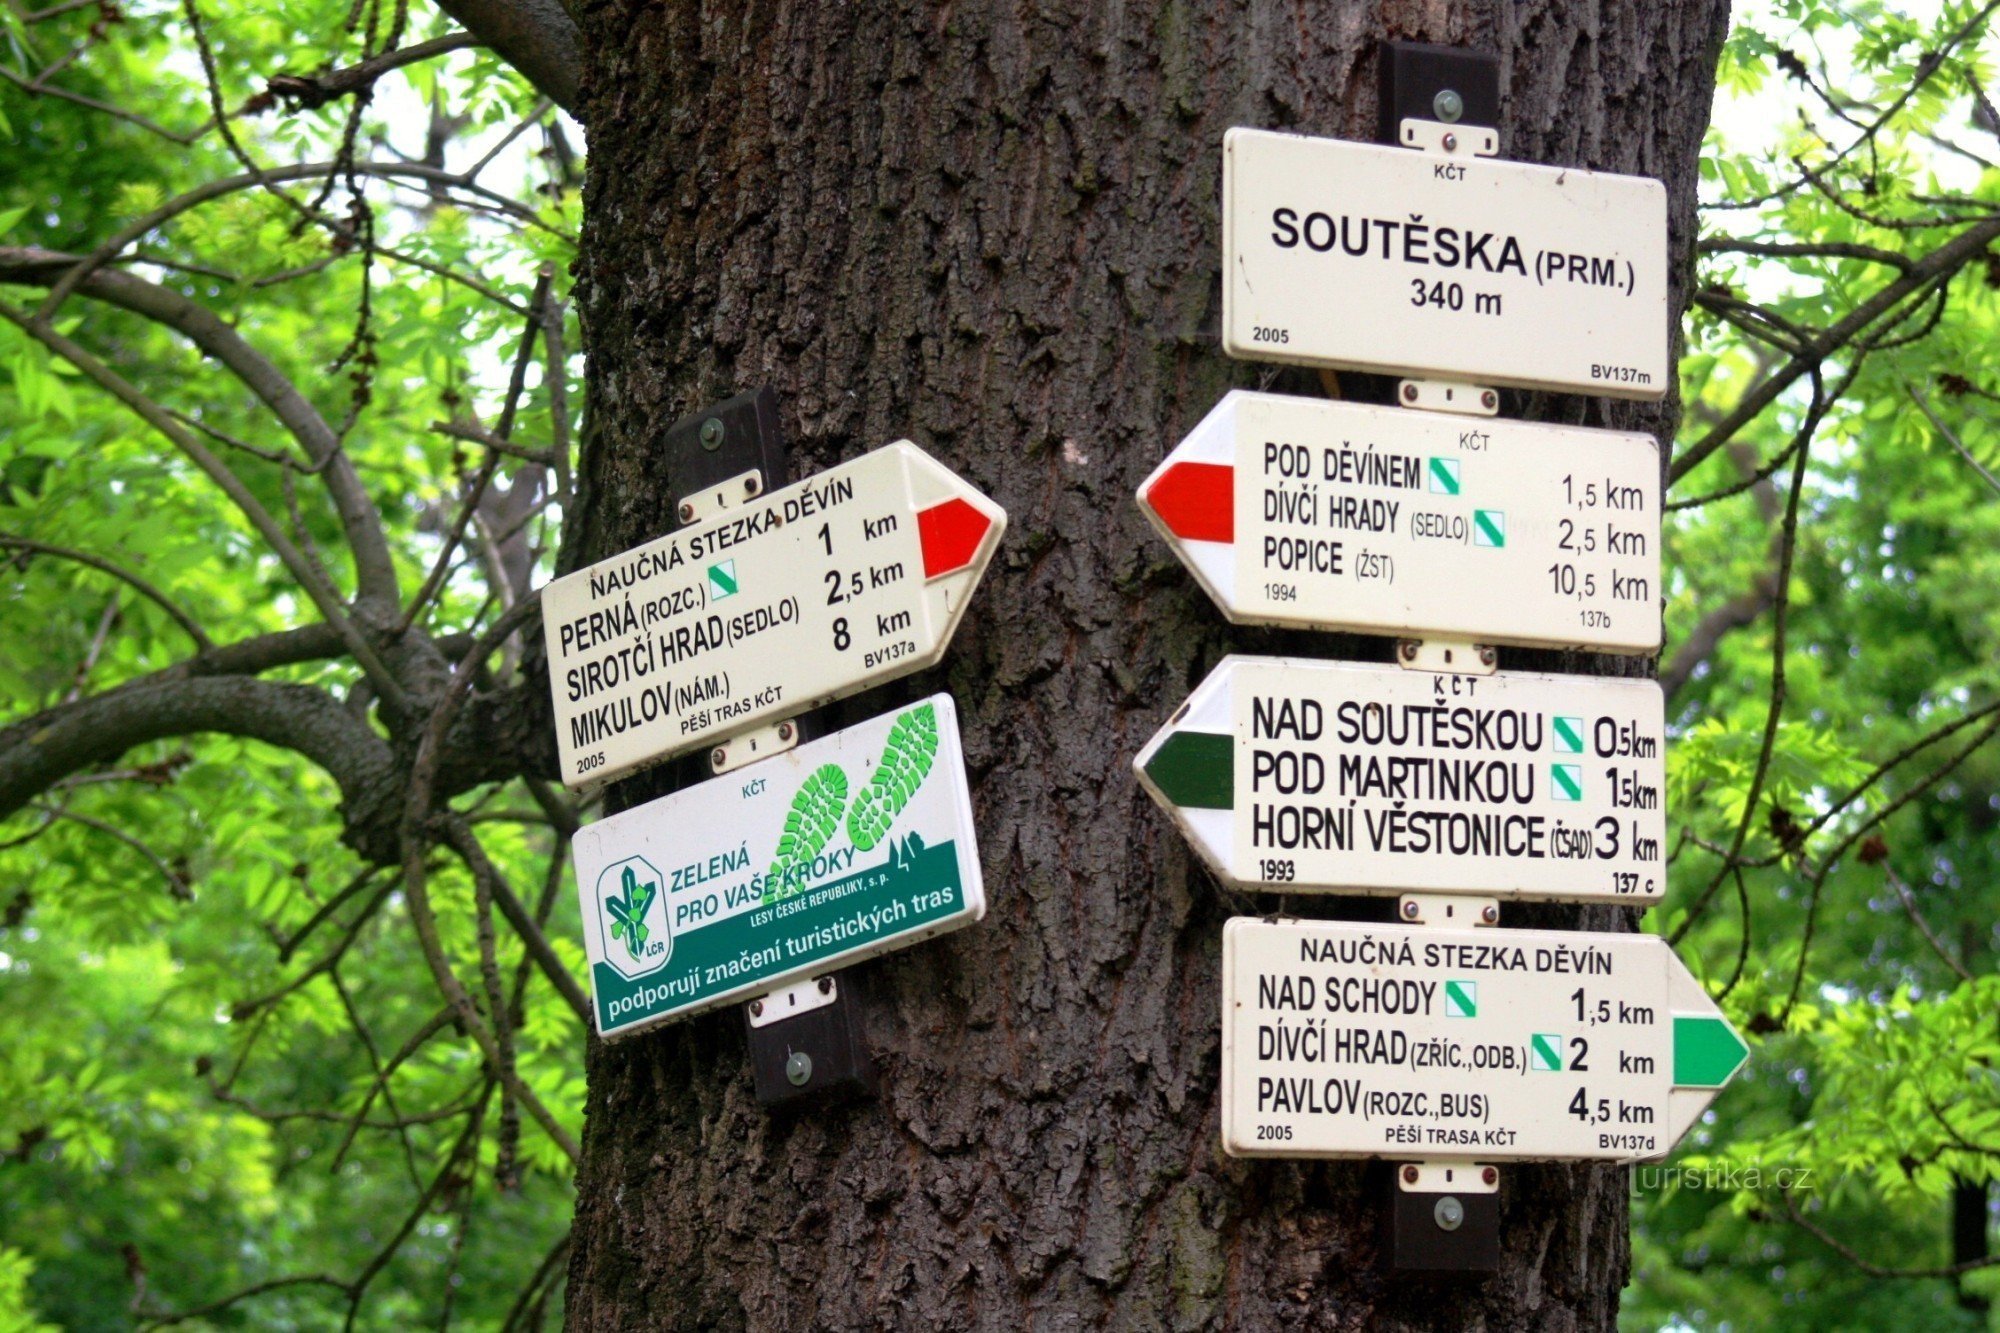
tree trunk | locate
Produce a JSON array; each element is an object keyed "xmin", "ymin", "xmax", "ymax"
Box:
[{"xmin": 562, "ymin": 1, "xmax": 1728, "ymax": 1327}]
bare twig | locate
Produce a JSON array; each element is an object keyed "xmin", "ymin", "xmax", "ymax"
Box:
[
  {"xmin": 1779, "ymin": 1191, "xmax": 2000, "ymax": 1278},
  {"xmin": 29, "ymin": 802, "xmax": 190, "ymax": 899},
  {"xmin": 265, "ymin": 32, "xmax": 478, "ymax": 109},
  {"xmin": 1884, "ymin": 867, "xmax": 1972, "ymax": 982},
  {"xmin": 1908, "ymin": 382, "xmax": 2000, "ymax": 496},
  {"xmin": 1698, "ymin": 236, "xmax": 1915, "ymax": 272},
  {"xmin": 1671, "ymin": 368, "xmax": 1828, "ymax": 945}
]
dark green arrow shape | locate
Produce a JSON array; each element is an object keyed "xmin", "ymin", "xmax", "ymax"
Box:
[
  {"xmin": 1673, "ymin": 1015, "xmax": 1750, "ymax": 1088},
  {"xmin": 1142, "ymin": 731, "xmax": 1233, "ymax": 809}
]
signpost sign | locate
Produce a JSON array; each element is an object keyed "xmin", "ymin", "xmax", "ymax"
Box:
[
  {"xmin": 1134, "ymin": 655, "xmax": 1667, "ymax": 902},
  {"xmin": 542, "ymin": 441, "xmax": 1005, "ymax": 788},
  {"xmin": 1137, "ymin": 390, "xmax": 1660, "ymax": 652},
  {"xmin": 574, "ymin": 695, "xmax": 984, "ymax": 1040},
  {"xmin": 1220, "ymin": 917, "xmax": 1748, "ymax": 1161},
  {"xmin": 1221, "ymin": 127, "xmax": 1668, "ymax": 398}
]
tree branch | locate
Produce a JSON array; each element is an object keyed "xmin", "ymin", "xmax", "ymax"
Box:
[
  {"xmin": 0, "ymin": 533, "xmax": 215, "ymax": 651},
  {"xmin": 0, "ymin": 676, "xmax": 399, "ymax": 860},
  {"xmin": 1885, "ymin": 867, "xmax": 1973, "ymax": 982},
  {"xmin": 30, "ymin": 803, "xmax": 192, "ymax": 899},
  {"xmin": 0, "ymin": 248, "xmax": 400, "ymax": 610},
  {"xmin": 1661, "ymin": 577, "xmax": 1777, "ymax": 699},
  {"xmin": 0, "ymin": 300, "xmax": 410, "ymax": 713},
  {"xmin": 25, "ymin": 159, "xmax": 562, "ymax": 327},
  {"xmin": 1670, "ymin": 218, "xmax": 2000, "ymax": 484},
  {"xmin": 428, "ymin": 0, "xmax": 581, "ymax": 116},
  {"xmin": 1670, "ymin": 369, "xmax": 1828, "ymax": 946},
  {"xmin": 439, "ymin": 812, "xmax": 589, "ymax": 1025},
  {"xmin": 1698, "ymin": 236, "xmax": 1916, "ymax": 273},
  {"xmin": 266, "ymin": 33, "xmax": 480, "ymax": 110},
  {"xmin": 1908, "ymin": 382, "xmax": 2000, "ymax": 496}
]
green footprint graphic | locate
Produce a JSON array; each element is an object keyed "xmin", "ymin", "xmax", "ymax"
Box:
[
  {"xmin": 846, "ymin": 703, "xmax": 939, "ymax": 852},
  {"xmin": 764, "ymin": 763, "xmax": 849, "ymax": 904}
]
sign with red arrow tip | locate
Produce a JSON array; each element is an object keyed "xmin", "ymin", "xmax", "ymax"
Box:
[
  {"xmin": 542, "ymin": 442, "xmax": 1006, "ymax": 789},
  {"xmin": 1139, "ymin": 391, "xmax": 1661, "ymax": 653}
]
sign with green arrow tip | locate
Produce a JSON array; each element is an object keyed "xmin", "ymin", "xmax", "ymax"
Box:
[{"xmin": 1222, "ymin": 917, "xmax": 1750, "ymax": 1162}]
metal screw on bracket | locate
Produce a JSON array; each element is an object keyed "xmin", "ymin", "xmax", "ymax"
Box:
[
  {"xmin": 745, "ymin": 474, "xmax": 762, "ymax": 497},
  {"xmin": 1481, "ymin": 905, "xmax": 1498, "ymax": 925},
  {"xmin": 1481, "ymin": 390, "xmax": 1497, "ymax": 410},
  {"xmin": 1433, "ymin": 89, "xmax": 1464, "ymax": 124},
  {"xmin": 1399, "ymin": 640, "xmax": 1418, "ymax": 661},
  {"xmin": 786, "ymin": 1051, "xmax": 813, "ymax": 1087},
  {"xmin": 1401, "ymin": 383, "xmax": 1419, "ymax": 403},
  {"xmin": 1402, "ymin": 1165, "xmax": 1420, "ymax": 1185},
  {"xmin": 1482, "ymin": 1167, "xmax": 1498, "ymax": 1186},
  {"xmin": 678, "ymin": 500, "xmax": 696, "ymax": 522},
  {"xmin": 1401, "ymin": 899, "xmax": 1420, "ymax": 921},
  {"xmin": 817, "ymin": 977, "xmax": 832, "ymax": 995},
  {"xmin": 1478, "ymin": 647, "xmax": 1496, "ymax": 667},
  {"xmin": 778, "ymin": 721, "xmax": 794, "ymax": 742},
  {"xmin": 699, "ymin": 417, "xmax": 724, "ymax": 450},
  {"xmin": 711, "ymin": 747, "xmax": 728, "ymax": 769},
  {"xmin": 749, "ymin": 1000, "xmax": 764, "ymax": 1018},
  {"xmin": 1442, "ymin": 132, "xmax": 1458, "ymax": 152},
  {"xmin": 1435, "ymin": 1196, "xmax": 1465, "ymax": 1231}
]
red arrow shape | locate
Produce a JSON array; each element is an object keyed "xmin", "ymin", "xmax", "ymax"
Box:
[
  {"xmin": 917, "ymin": 497, "xmax": 994, "ymax": 578},
  {"xmin": 1144, "ymin": 462, "xmax": 1234, "ymax": 543}
]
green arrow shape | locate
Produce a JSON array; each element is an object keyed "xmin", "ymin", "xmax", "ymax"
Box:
[
  {"xmin": 1142, "ymin": 731, "xmax": 1233, "ymax": 809},
  {"xmin": 1673, "ymin": 1015, "xmax": 1749, "ymax": 1087}
]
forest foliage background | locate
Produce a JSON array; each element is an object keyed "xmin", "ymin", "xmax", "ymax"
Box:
[{"xmin": 3, "ymin": 0, "xmax": 2000, "ymax": 1327}]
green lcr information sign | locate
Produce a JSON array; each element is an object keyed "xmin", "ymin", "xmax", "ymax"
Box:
[{"xmin": 573, "ymin": 695, "xmax": 986, "ymax": 1039}]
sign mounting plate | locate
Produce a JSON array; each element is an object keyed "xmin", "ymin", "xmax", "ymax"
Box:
[
  {"xmin": 542, "ymin": 442, "xmax": 1005, "ymax": 789},
  {"xmin": 1222, "ymin": 127, "xmax": 1668, "ymax": 399},
  {"xmin": 1138, "ymin": 390, "xmax": 1661, "ymax": 652},
  {"xmin": 1135, "ymin": 655, "xmax": 1667, "ymax": 903}
]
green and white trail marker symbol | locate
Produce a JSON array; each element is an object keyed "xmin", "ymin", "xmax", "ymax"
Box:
[
  {"xmin": 1134, "ymin": 655, "xmax": 1668, "ymax": 902},
  {"xmin": 1221, "ymin": 918, "xmax": 1750, "ymax": 1162},
  {"xmin": 1427, "ymin": 456, "xmax": 1461, "ymax": 495},
  {"xmin": 1531, "ymin": 1034, "xmax": 1564, "ymax": 1070},
  {"xmin": 1135, "ymin": 390, "xmax": 1660, "ymax": 653},
  {"xmin": 707, "ymin": 559, "xmax": 738, "ymax": 599},
  {"xmin": 573, "ymin": 695, "xmax": 985, "ymax": 1039}
]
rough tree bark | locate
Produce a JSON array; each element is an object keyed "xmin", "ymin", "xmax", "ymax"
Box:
[{"xmin": 561, "ymin": 2, "xmax": 1727, "ymax": 1327}]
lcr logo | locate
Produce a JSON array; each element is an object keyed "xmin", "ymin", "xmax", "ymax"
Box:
[{"xmin": 594, "ymin": 855, "xmax": 672, "ymax": 980}]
